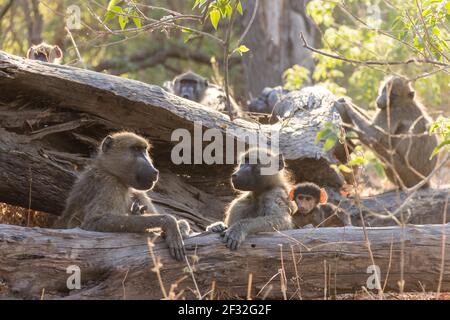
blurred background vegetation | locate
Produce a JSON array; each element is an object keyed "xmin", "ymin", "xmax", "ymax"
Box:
[{"xmin": 0, "ymin": 0, "xmax": 448, "ymax": 114}]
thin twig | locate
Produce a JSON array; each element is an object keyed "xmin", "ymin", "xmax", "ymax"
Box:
[{"xmin": 300, "ymin": 32, "xmax": 450, "ymax": 68}]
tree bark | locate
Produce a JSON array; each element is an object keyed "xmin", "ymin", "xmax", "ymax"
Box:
[
  {"xmin": 240, "ymin": 0, "xmax": 318, "ymax": 97},
  {"xmin": 1, "ymin": 223, "xmax": 449, "ymax": 299}
]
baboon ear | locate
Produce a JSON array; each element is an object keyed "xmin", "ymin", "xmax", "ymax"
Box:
[
  {"xmin": 408, "ymin": 90, "xmax": 415, "ymax": 99},
  {"xmin": 289, "ymin": 189, "xmax": 295, "ymax": 201},
  {"xmin": 101, "ymin": 135, "xmax": 114, "ymax": 153},
  {"xmin": 319, "ymin": 188, "xmax": 328, "ymax": 204},
  {"xmin": 278, "ymin": 154, "xmax": 285, "ymax": 171},
  {"xmin": 204, "ymin": 79, "xmax": 209, "ymax": 87},
  {"xmin": 53, "ymin": 45, "xmax": 63, "ymax": 58}
]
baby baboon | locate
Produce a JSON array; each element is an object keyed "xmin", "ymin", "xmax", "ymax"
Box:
[
  {"xmin": 27, "ymin": 42, "xmax": 63, "ymax": 64},
  {"xmin": 289, "ymin": 182, "xmax": 351, "ymax": 228},
  {"xmin": 54, "ymin": 132, "xmax": 188, "ymax": 261},
  {"xmin": 166, "ymin": 71, "xmax": 241, "ymax": 117},
  {"xmin": 206, "ymin": 148, "xmax": 294, "ymax": 250},
  {"xmin": 336, "ymin": 75, "xmax": 438, "ymax": 188}
]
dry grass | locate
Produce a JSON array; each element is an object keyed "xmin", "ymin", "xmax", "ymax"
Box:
[{"xmin": 0, "ymin": 202, "xmax": 55, "ymax": 228}]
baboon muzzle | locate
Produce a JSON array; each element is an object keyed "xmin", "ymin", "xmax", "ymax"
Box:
[{"xmin": 135, "ymin": 164, "xmax": 159, "ymax": 190}]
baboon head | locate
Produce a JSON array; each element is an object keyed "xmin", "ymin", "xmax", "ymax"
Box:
[
  {"xmin": 27, "ymin": 42, "xmax": 63, "ymax": 64},
  {"xmin": 231, "ymin": 148, "xmax": 285, "ymax": 192},
  {"xmin": 289, "ymin": 182, "xmax": 327, "ymax": 214},
  {"xmin": 98, "ymin": 132, "xmax": 159, "ymax": 190},
  {"xmin": 173, "ymin": 71, "xmax": 209, "ymax": 102},
  {"xmin": 376, "ymin": 76, "xmax": 415, "ymax": 109}
]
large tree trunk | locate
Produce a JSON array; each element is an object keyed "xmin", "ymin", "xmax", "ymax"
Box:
[
  {"xmin": 1, "ymin": 223, "xmax": 449, "ymax": 299},
  {"xmin": 240, "ymin": 0, "xmax": 318, "ymax": 97}
]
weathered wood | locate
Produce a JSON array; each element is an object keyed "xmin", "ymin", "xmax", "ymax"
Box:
[
  {"xmin": 1, "ymin": 223, "xmax": 449, "ymax": 299},
  {"xmin": 344, "ymin": 188, "xmax": 450, "ymax": 226}
]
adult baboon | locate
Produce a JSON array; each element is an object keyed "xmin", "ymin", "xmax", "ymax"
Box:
[
  {"xmin": 289, "ymin": 182, "xmax": 351, "ymax": 228},
  {"xmin": 54, "ymin": 132, "xmax": 188, "ymax": 260},
  {"xmin": 27, "ymin": 42, "xmax": 63, "ymax": 64},
  {"xmin": 165, "ymin": 71, "xmax": 241, "ymax": 117},
  {"xmin": 206, "ymin": 148, "xmax": 294, "ymax": 250},
  {"xmin": 335, "ymin": 75, "xmax": 438, "ymax": 188}
]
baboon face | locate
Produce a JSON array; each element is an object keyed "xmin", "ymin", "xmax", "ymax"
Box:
[
  {"xmin": 290, "ymin": 182, "xmax": 327, "ymax": 214},
  {"xmin": 294, "ymin": 194, "xmax": 317, "ymax": 214},
  {"xmin": 231, "ymin": 149, "xmax": 284, "ymax": 191},
  {"xmin": 27, "ymin": 43, "xmax": 63, "ymax": 63},
  {"xmin": 376, "ymin": 76, "xmax": 415, "ymax": 109},
  {"xmin": 174, "ymin": 72, "xmax": 208, "ymax": 102},
  {"xmin": 100, "ymin": 133, "xmax": 159, "ymax": 190}
]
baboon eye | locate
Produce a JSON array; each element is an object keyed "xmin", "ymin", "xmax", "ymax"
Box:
[{"xmin": 132, "ymin": 146, "xmax": 145, "ymax": 153}]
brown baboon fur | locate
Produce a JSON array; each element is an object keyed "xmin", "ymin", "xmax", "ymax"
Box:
[
  {"xmin": 54, "ymin": 132, "xmax": 189, "ymax": 260},
  {"xmin": 336, "ymin": 75, "xmax": 438, "ymax": 188},
  {"xmin": 206, "ymin": 148, "xmax": 294, "ymax": 250}
]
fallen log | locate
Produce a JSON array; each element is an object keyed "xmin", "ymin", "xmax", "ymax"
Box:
[{"xmin": 0, "ymin": 223, "xmax": 449, "ymax": 299}]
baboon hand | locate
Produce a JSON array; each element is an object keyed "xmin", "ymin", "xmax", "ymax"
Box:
[
  {"xmin": 130, "ymin": 200, "xmax": 147, "ymax": 215},
  {"xmin": 222, "ymin": 223, "xmax": 247, "ymax": 250},
  {"xmin": 165, "ymin": 228, "xmax": 186, "ymax": 261},
  {"xmin": 206, "ymin": 221, "xmax": 228, "ymax": 233},
  {"xmin": 178, "ymin": 219, "xmax": 191, "ymax": 238}
]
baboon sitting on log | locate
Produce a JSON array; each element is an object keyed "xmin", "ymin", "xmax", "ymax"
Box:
[
  {"xmin": 165, "ymin": 71, "xmax": 241, "ymax": 117},
  {"xmin": 335, "ymin": 75, "xmax": 438, "ymax": 188},
  {"xmin": 54, "ymin": 132, "xmax": 188, "ymax": 260},
  {"xmin": 206, "ymin": 148, "xmax": 294, "ymax": 250}
]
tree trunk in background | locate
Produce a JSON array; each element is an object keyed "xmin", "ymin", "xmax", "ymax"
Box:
[{"xmin": 240, "ymin": 0, "xmax": 318, "ymax": 98}]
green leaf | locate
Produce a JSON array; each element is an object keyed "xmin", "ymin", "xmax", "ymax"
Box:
[
  {"xmin": 104, "ymin": 5, "xmax": 122, "ymax": 23},
  {"xmin": 181, "ymin": 28, "xmax": 193, "ymax": 33},
  {"xmin": 225, "ymin": 3, "xmax": 233, "ymax": 18},
  {"xmin": 210, "ymin": 9, "xmax": 220, "ymax": 30},
  {"xmin": 119, "ymin": 15, "xmax": 127, "ymax": 30},
  {"xmin": 323, "ymin": 136, "xmax": 338, "ymax": 151},
  {"xmin": 132, "ymin": 17, "xmax": 141, "ymax": 29},
  {"xmin": 109, "ymin": 5, "xmax": 122, "ymax": 13},
  {"xmin": 233, "ymin": 44, "xmax": 250, "ymax": 56},
  {"xmin": 373, "ymin": 162, "xmax": 385, "ymax": 178},
  {"xmin": 430, "ymin": 140, "xmax": 450, "ymax": 158},
  {"xmin": 315, "ymin": 127, "xmax": 332, "ymax": 144},
  {"xmin": 104, "ymin": 11, "xmax": 116, "ymax": 23},
  {"xmin": 338, "ymin": 164, "xmax": 352, "ymax": 173},
  {"xmin": 432, "ymin": 26, "xmax": 441, "ymax": 36},
  {"xmin": 130, "ymin": 10, "xmax": 141, "ymax": 29},
  {"xmin": 107, "ymin": 0, "xmax": 121, "ymax": 11},
  {"xmin": 446, "ymin": 2, "xmax": 450, "ymax": 14},
  {"xmin": 347, "ymin": 156, "xmax": 365, "ymax": 166},
  {"xmin": 237, "ymin": 1, "xmax": 243, "ymax": 15}
]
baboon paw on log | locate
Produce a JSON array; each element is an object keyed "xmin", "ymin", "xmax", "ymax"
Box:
[
  {"xmin": 206, "ymin": 148, "xmax": 294, "ymax": 250},
  {"xmin": 335, "ymin": 75, "xmax": 439, "ymax": 189},
  {"xmin": 54, "ymin": 132, "xmax": 187, "ymax": 261}
]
